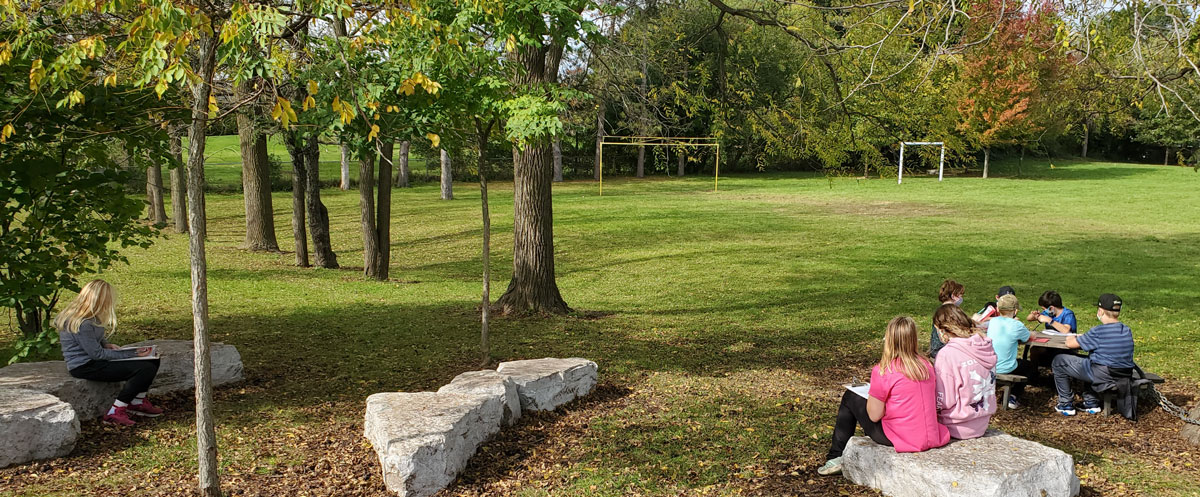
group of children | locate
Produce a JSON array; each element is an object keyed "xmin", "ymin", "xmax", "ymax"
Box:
[{"xmin": 817, "ymin": 280, "xmax": 1137, "ymax": 476}]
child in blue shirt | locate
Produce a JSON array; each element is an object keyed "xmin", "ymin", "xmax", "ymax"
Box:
[
  {"xmin": 1026, "ymin": 290, "xmax": 1077, "ymax": 333},
  {"xmin": 986, "ymin": 294, "xmax": 1033, "ymax": 409},
  {"xmin": 1053, "ymin": 293, "xmax": 1136, "ymax": 416}
]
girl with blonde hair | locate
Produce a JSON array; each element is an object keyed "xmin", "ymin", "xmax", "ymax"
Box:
[
  {"xmin": 55, "ymin": 280, "xmax": 163, "ymax": 426},
  {"xmin": 817, "ymin": 316, "xmax": 949, "ymax": 476}
]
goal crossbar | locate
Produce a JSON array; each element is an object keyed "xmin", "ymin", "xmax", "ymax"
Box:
[
  {"xmin": 897, "ymin": 141, "xmax": 946, "ymax": 184},
  {"xmin": 598, "ymin": 136, "xmax": 721, "ymax": 195}
]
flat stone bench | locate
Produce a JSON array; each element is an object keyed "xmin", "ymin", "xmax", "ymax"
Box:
[
  {"xmin": 0, "ymin": 339, "xmax": 242, "ymax": 420},
  {"xmin": 843, "ymin": 430, "xmax": 1079, "ymax": 497},
  {"xmin": 0, "ymin": 339, "xmax": 242, "ymax": 469},
  {"xmin": 366, "ymin": 357, "xmax": 598, "ymax": 497}
]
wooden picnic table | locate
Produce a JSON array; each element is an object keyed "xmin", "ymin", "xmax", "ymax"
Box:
[{"xmin": 1022, "ymin": 330, "xmax": 1073, "ymax": 359}]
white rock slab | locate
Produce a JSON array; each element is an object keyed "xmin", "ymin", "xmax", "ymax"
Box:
[
  {"xmin": 364, "ymin": 392, "xmax": 504, "ymax": 497},
  {"xmin": 128, "ymin": 339, "xmax": 243, "ymax": 395},
  {"xmin": 0, "ymin": 362, "xmax": 121, "ymax": 420},
  {"xmin": 496, "ymin": 358, "xmax": 598, "ymax": 412},
  {"xmin": 0, "ymin": 387, "xmax": 80, "ymax": 468},
  {"xmin": 843, "ymin": 429, "xmax": 1079, "ymax": 497},
  {"xmin": 437, "ymin": 370, "xmax": 521, "ymax": 426}
]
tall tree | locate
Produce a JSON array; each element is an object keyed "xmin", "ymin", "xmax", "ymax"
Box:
[
  {"xmin": 395, "ymin": 141, "xmax": 411, "ymax": 187},
  {"xmin": 169, "ymin": 127, "xmax": 188, "ymax": 233},
  {"xmin": 236, "ymin": 83, "xmax": 279, "ymax": 250},
  {"xmin": 440, "ymin": 149, "xmax": 453, "ymax": 199},
  {"xmin": 146, "ymin": 157, "xmax": 168, "ymax": 226}
]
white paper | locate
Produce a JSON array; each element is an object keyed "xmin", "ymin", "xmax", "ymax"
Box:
[
  {"xmin": 1040, "ymin": 330, "xmax": 1076, "ymax": 337},
  {"xmin": 112, "ymin": 345, "xmax": 159, "ymax": 361},
  {"xmin": 844, "ymin": 383, "xmax": 870, "ymax": 400}
]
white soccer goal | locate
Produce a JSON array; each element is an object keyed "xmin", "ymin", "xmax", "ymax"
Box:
[{"xmin": 897, "ymin": 141, "xmax": 946, "ymax": 184}]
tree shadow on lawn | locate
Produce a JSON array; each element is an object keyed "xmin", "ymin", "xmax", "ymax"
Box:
[{"xmin": 984, "ymin": 160, "xmax": 1172, "ymax": 181}]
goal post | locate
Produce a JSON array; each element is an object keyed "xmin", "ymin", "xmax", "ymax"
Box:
[
  {"xmin": 897, "ymin": 141, "xmax": 946, "ymax": 184},
  {"xmin": 597, "ymin": 136, "xmax": 720, "ymax": 195}
]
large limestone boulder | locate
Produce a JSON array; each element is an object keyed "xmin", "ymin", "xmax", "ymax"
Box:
[
  {"xmin": 843, "ymin": 430, "xmax": 1079, "ymax": 497},
  {"xmin": 364, "ymin": 392, "xmax": 504, "ymax": 497},
  {"xmin": 0, "ymin": 387, "xmax": 80, "ymax": 468},
  {"xmin": 128, "ymin": 339, "xmax": 243, "ymax": 395},
  {"xmin": 1182, "ymin": 406, "xmax": 1200, "ymax": 446},
  {"xmin": 496, "ymin": 358, "xmax": 598, "ymax": 412},
  {"xmin": 0, "ymin": 362, "xmax": 121, "ymax": 420},
  {"xmin": 437, "ymin": 370, "xmax": 521, "ymax": 426}
]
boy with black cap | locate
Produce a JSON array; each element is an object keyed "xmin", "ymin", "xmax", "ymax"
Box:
[
  {"xmin": 1052, "ymin": 293, "xmax": 1135, "ymax": 416},
  {"xmin": 972, "ymin": 285, "xmax": 1015, "ymax": 325}
]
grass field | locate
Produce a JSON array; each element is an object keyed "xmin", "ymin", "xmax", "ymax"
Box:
[
  {"xmin": 2, "ymin": 158, "xmax": 1199, "ymax": 496},
  {"xmin": 188, "ymin": 135, "xmax": 435, "ymax": 190}
]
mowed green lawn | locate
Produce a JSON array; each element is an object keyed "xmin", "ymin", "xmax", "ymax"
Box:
[
  {"xmin": 2, "ymin": 159, "xmax": 1199, "ymax": 496},
  {"xmin": 188, "ymin": 135, "xmax": 434, "ymax": 189}
]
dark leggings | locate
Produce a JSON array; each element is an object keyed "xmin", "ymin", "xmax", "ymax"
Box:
[
  {"xmin": 828, "ymin": 390, "xmax": 892, "ymax": 460},
  {"xmin": 1006, "ymin": 358, "xmax": 1038, "ymax": 396},
  {"xmin": 69, "ymin": 359, "xmax": 160, "ymax": 404}
]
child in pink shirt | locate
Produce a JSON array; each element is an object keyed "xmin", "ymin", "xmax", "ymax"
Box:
[
  {"xmin": 932, "ymin": 304, "xmax": 997, "ymax": 439},
  {"xmin": 818, "ymin": 316, "xmax": 951, "ymax": 476}
]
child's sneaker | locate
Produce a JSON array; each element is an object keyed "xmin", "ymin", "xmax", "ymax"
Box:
[
  {"xmin": 1006, "ymin": 394, "xmax": 1021, "ymax": 410},
  {"xmin": 1054, "ymin": 402, "xmax": 1077, "ymax": 416},
  {"xmin": 1081, "ymin": 400, "xmax": 1103, "ymax": 415},
  {"xmin": 128, "ymin": 399, "xmax": 164, "ymax": 417},
  {"xmin": 817, "ymin": 457, "xmax": 843, "ymax": 476},
  {"xmin": 102, "ymin": 406, "xmax": 136, "ymax": 426}
]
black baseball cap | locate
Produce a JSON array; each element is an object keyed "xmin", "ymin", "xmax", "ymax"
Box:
[
  {"xmin": 997, "ymin": 286, "xmax": 1016, "ymax": 297},
  {"xmin": 1097, "ymin": 293, "xmax": 1122, "ymax": 312}
]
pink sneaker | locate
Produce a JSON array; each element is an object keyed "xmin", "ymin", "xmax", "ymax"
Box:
[
  {"xmin": 128, "ymin": 399, "xmax": 164, "ymax": 417},
  {"xmin": 103, "ymin": 406, "xmax": 136, "ymax": 426}
]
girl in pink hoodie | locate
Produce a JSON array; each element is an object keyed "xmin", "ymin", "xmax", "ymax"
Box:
[{"xmin": 932, "ymin": 304, "xmax": 998, "ymax": 439}]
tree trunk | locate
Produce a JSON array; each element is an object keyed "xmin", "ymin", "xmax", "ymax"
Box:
[
  {"xmin": 477, "ymin": 121, "xmax": 493, "ymax": 365},
  {"xmin": 496, "ymin": 42, "xmax": 570, "ymax": 314},
  {"xmin": 394, "ymin": 141, "xmax": 410, "ymax": 187},
  {"xmin": 169, "ymin": 129, "xmax": 188, "ymax": 233},
  {"xmin": 303, "ymin": 136, "xmax": 338, "ymax": 268},
  {"xmin": 236, "ymin": 88, "xmax": 279, "ymax": 251},
  {"xmin": 377, "ymin": 141, "xmax": 393, "ymax": 275},
  {"xmin": 146, "ymin": 160, "xmax": 167, "ymax": 227},
  {"xmin": 187, "ymin": 32, "xmax": 220, "ymax": 497},
  {"xmin": 982, "ymin": 148, "xmax": 990, "ymax": 179},
  {"xmin": 678, "ymin": 150, "xmax": 686, "ymax": 176},
  {"xmin": 637, "ymin": 146, "xmax": 646, "ymax": 178},
  {"xmin": 553, "ymin": 137, "xmax": 563, "ymax": 182},
  {"xmin": 440, "ymin": 149, "xmax": 453, "ymax": 200},
  {"xmin": 284, "ymin": 133, "xmax": 309, "ymax": 267},
  {"xmin": 359, "ymin": 152, "xmax": 387, "ymax": 280},
  {"xmin": 1166, "ymin": 147, "xmax": 1171, "ymax": 166},
  {"xmin": 1081, "ymin": 120, "xmax": 1089, "ymax": 158},
  {"xmin": 340, "ymin": 144, "xmax": 352, "ymax": 190},
  {"xmin": 594, "ymin": 103, "xmax": 604, "ymax": 181}
]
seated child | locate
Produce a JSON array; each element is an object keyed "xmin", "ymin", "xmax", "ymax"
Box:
[
  {"xmin": 929, "ymin": 279, "xmax": 965, "ymax": 359},
  {"xmin": 817, "ymin": 316, "xmax": 950, "ymax": 476},
  {"xmin": 1053, "ymin": 293, "xmax": 1136, "ymax": 416},
  {"xmin": 972, "ymin": 285, "xmax": 1015, "ymax": 324},
  {"xmin": 55, "ymin": 279, "xmax": 163, "ymax": 426},
  {"xmin": 1025, "ymin": 290, "xmax": 1077, "ymax": 333},
  {"xmin": 986, "ymin": 294, "xmax": 1034, "ymax": 409},
  {"xmin": 932, "ymin": 304, "xmax": 997, "ymax": 439}
]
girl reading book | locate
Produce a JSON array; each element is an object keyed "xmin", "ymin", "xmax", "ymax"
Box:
[
  {"xmin": 55, "ymin": 280, "xmax": 163, "ymax": 426},
  {"xmin": 817, "ymin": 316, "xmax": 950, "ymax": 475}
]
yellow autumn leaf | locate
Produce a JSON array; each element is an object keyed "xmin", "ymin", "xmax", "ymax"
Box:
[
  {"xmin": 208, "ymin": 95, "xmax": 219, "ymax": 118},
  {"xmin": 0, "ymin": 42, "xmax": 12, "ymax": 66},
  {"xmin": 154, "ymin": 78, "xmax": 169, "ymax": 98},
  {"xmin": 907, "ymin": 0, "xmax": 914, "ymax": 14},
  {"xmin": 368, "ymin": 124, "xmax": 380, "ymax": 141},
  {"xmin": 302, "ymin": 95, "xmax": 316, "ymax": 111},
  {"xmin": 1, "ymin": 123, "xmax": 14, "ymax": 143},
  {"xmin": 307, "ymin": 80, "xmax": 319, "ymax": 95},
  {"xmin": 426, "ymin": 133, "xmax": 440, "ymax": 148},
  {"xmin": 29, "ymin": 59, "xmax": 45, "ymax": 90},
  {"xmin": 103, "ymin": 73, "xmax": 117, "ymax": 87}
]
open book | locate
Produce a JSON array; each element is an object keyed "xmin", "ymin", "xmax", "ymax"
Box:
[
  {"xmin": 1041, "ymin": 330, "xmax": 1076, "ymax": 337},
  {"xmin": 844, "ymin": 382, "xmax": 870, "ymax": 400},
  {"xmin": 112, "ymin": 345, "xmax": 159, "ymax": 361}
]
